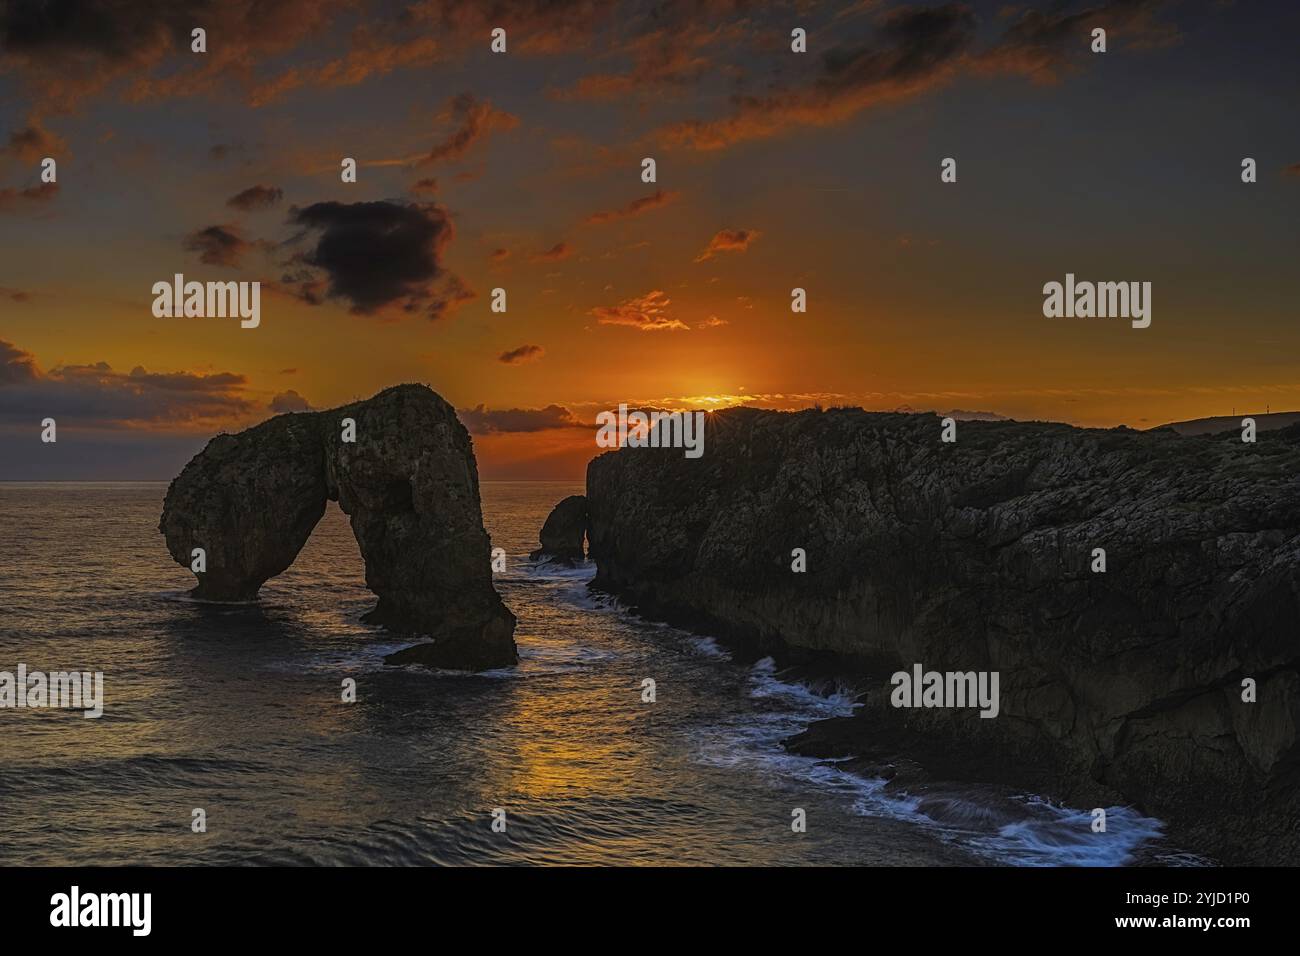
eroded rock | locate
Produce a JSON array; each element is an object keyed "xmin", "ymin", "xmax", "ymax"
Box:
[
  {"xmin": 530, "ymin": 494, "xmax": 587, "ymax": 563},
  {"xmin": 160, "ymin": 384, "xmax": 516, "ymax": 670}
]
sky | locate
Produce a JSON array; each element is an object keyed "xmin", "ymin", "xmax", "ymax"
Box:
[{"xmin": 2, "ymin": 0, "xmax": 1298, "ymax": 480}]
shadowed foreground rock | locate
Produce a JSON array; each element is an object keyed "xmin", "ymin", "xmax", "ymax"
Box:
[
  {"xmin": 160, "ymin": 384, "xmax": 516, "ymax": 671},
  {"xmin": 530, "ymin": 494, "xmax": 587, "ymax": 563},
  {"xmin": 586, "ymin": 408, "xmax": 1300, "ymax": 864}
]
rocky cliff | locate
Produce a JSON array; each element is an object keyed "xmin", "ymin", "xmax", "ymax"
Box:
[
  {"xmin": 584, "ymin": 407, "xmax": 1300, "ymax": 864},
  {"xmin": 160, "ymin": 384, "xmax": 517, "ymax": 671}
]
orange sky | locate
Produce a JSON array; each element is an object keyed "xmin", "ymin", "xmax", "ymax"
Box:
[{"xmin": 3, "ymin": 1, "xmax": 1299, "ymax": 479}]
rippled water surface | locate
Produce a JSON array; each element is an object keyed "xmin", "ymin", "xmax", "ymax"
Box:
[{"xmin": 0, "ymin": 481, "xmax": 1195, "ymax": 865}]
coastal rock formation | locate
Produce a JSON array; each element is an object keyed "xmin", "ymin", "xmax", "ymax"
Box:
[
  {"xmin": 585, "ymin": 408, "xmax": 1300, "ymax": 864},
  {"xmin": 530, "ymin": 494, "xmax": 587, "ymax": 563},
  {"xmin": 160, "ymin": 384, "xmax": 517, "ymax": 671}
]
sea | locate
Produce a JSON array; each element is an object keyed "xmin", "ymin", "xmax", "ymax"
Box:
[{"xmin": 0, "ymin": 481, "xmax": 1202, "ymax": 866}]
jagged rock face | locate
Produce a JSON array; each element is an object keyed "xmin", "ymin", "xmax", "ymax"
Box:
[
  {"xmin": 530, "ymin": 494, "xmax": 587, "ymax": 562},
  {"xmin": 160, "ymin": 384, "xmax": 517, "ymax": 671},
  {"xmin": 586, "ymin": 408, "xmax": 1300, "ymax": 864}
]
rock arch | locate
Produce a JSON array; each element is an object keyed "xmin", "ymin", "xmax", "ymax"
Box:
[{"xmin": 159, "ymin": 384, "xmax": 516, "ymax": 670}]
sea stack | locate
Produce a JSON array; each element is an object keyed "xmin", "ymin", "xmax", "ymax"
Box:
[
  {"xmin": 585, "ymin": 407, "xmax": 1300, "ymax": 865},
  {"xmin": 531, "ymin": 494, "xmax": 588, "ymax": 563},
  {"xmin": 159, "ymin": 383, "xmax": 517, "ymax": 671}
]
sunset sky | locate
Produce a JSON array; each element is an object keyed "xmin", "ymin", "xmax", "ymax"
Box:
[{"xmin": 2, "ymin": 0, "xmax": 1298, "ymax": 479}]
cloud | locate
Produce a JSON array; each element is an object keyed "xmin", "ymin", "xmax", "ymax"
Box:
[
  {"xmin": 490, "ymin": 247, "xmax": 510, "ymax": 261},
  {"xmin": 5, "ymin": 120, "xmax": 65, "ymax": 162},
  {"xmin": 498, "ymin": 344, "xmax": 545, "ymax": 365},
  {"xmin": 0, "ymin": 338, "xmax": 254, "ymax": 428},
  {"xmin": 0, "ymin": 181, "xmax": 58, "ymax": 211},
  {"xmin": 458, "ymin": 403, "xmax": 584, "ymax": 434},
  {"xmin": 0, "ymin": 0, "xmax": 350, "ymax": 110},
  {"xmin": 410, "ymin": 177, "xmax": 439, "ymax": 194},
  {"xmin": 0, "ymin": 339, "xmax": 40, "ymax": 384},
  {"xmin": 286, "ymin": 200, "xmax": 455, "ymax": 316},
  {"xmin": 584, "ymin": 188, "xmax": 680, "ymax": 225},
  {"xmin": 551, "ymin": 5, "xmax": 749, "ymax": 101},
  {"xmin": 976, "ymin": 0, "xmax": 1179, "ymax": 82},
  {"xmin": 591, "ymin": 290, "xmax": 689, "ymax": 331},
  {"xmin": 226, "ymin": 185, "xmax": 283, "ymax": 210},
  {"xmin": 421, "ymin": 93, "xmax": 519, "ymax": 165},
  {"xmin": 699, "ymin": 315, "xmax": 728, "ymax": 327},
  {"xmin": 943, "ymin": 408, "xmax": 1008, "ymax": 421},
  {"xmin": 1, "ymin": 286, "xmax": 32, "ymax": 303},
  {"xmin": 694, "ymin": 228, "xmax": 760, "ymax": 262},
  {"xmin": 1284, "ymin": 163, "xmax": 1300, "ymax": 178},
  {"xmin": 183, "ymin": 224, "xmax": 253, "ymax": 267},
  {"xmin": 660, "ymin": 3, "xmax": 977, "ymax": 150},
  {"xmin": 427, "ymin": 274, "xmax": 476, "ymax": 321},
  {"xmin": 248, "ymin": 30, "xmax": 438, "ymax": 106},
  {"xmin": 270, "ymin": 389, "xmax": 313, "ymax": 413},
  {"xmin": 531, "ymin": 241, "xmax": 572, "ymax": 262}
]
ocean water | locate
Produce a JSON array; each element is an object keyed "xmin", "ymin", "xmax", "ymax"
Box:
[{"xmin": 0, "ymin": 481, "xmax": 1198, "ymax": 866}]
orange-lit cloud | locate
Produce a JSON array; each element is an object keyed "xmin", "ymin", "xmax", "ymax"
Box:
[
  {"xmin": 694, "ymin": 228, "xmax": 759, "ymax": 262},
  {"xmin": 584, "ymin": 188, "xmax": 679, "ymax": 225},
  {"xmin": 590, "ymin": 290, "xmax": 688, "ymax": 331},
  {"xmin": 0, "ymin": 181, "xmax": 58, "ymax": 211},
  {"xmin": 421, "ymin": 93, "xmax": 519, "ymax": 165}
]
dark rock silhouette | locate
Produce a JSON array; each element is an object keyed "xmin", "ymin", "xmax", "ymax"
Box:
[
  {"xmin": 530, "ymin": 494, "xmax": 587, "ymax": 563},
  {"xmin": 160, "ymin": 384, "xmax": 517, "ymax": 671},
  {"xmin": 585, "ymin": 406, "xmax": 1300, "ymax": 864}
]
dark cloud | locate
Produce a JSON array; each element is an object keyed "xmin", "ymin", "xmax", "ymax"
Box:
[
  {"xmin": 498, "ymin": 344, "xmax": 545, "ymax": 365},
  {"xmin": 531, "ymin": 241, "xmax": 571, "ymax": 262},
  {"xmin": 662, "ymin": 3, "xmax": 977, "ymax": 150},
  {"xmin": 226, "ymin": 184, "xmax": 283, "ymax": 211},
  {"xmin": 458, "ymin": 403, "xmax": 583, "ymax": 434},
  {"xmin": 182, "ymin": 224, "xmax": 253, "ymax": 267},
  {"xmin": 286, "ymin": 200, "xmax": 455, "ymax": 316},
  {"xmin": 978, "ymin": 0, "xmax": 1178, "ymax": 81},
  {"xmin": 694, "ymin": 228, "xmax": 759, "ymax": 262},
  {"xmin": 490, "ymin": 247, "xmax": 510, "ymax": 261},
  {"xmin": 410, "ymin": 177, "xmax": 439, "ymax": 194},
  {"xmin": 0, "ymin": 338, "xmax": 254, "ymax": 427},
  {"xmin": 590, "ymin": 290, "xmax": 688, "ymax": 331},
  {"xmin": 1, "ymin": 286, "xmax": 32, "ymax": 303},
  {"xmin": 0, "ymin": 338, "xmax": 40, "ymax": 384},
  {"xmin": 584, "ymin": 188, "xmax": 679, "ymax": 225},
  {"xmin": 421, "ymin": 93, "xmax": 519, "ymax": 165},
  {"xmin": 0, "ymin": 0, "xmax": 350, "ymax": 109},
  {"xmin": 270, "ymin": 389, "xmax": 313, "ymax": 413}
]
